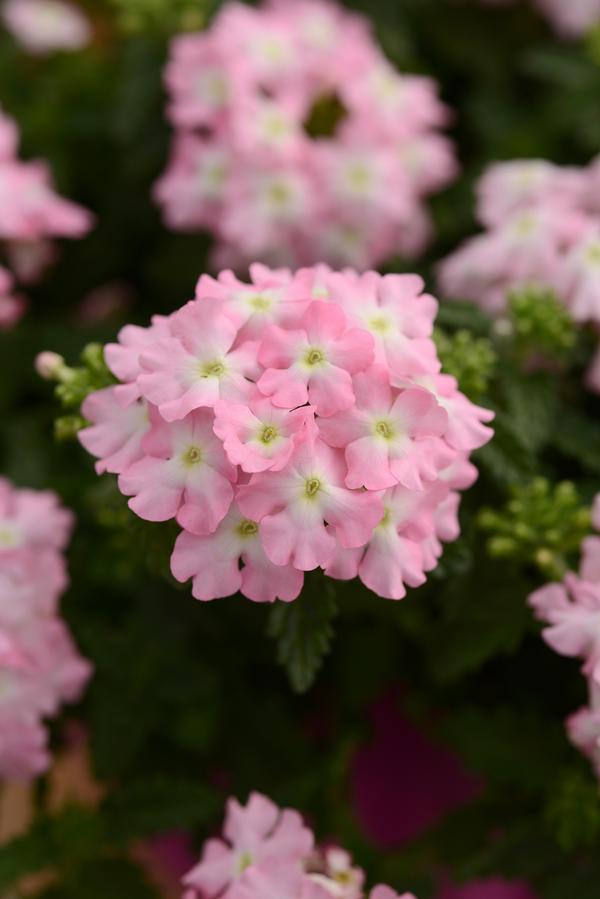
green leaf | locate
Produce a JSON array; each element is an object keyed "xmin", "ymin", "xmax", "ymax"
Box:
[
  {"xmin": 268, "ymin": 575, "xmax": 338, "ymax": 693},
  {"xmin": 503, "ymin": 372, "xmax": 557, "ymax": 453}
]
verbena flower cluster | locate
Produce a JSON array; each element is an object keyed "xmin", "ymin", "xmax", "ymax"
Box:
[
  {"xmin": 0, "ymin": 478, "xmax": 92, "ymax": 779},
  {"xmin": 437, "ymin": 156, "xmax": 600, "ymax": 387},
  {"xmin": 0, "ymin": 105, "xmax": 92, "ymax": 325},
  {"xmin": 78, "ymin": 264, "xmax": 493, "ymax": 603},
  {"xmin": 1, "ymin": 0, "xmax": 91, "ymax": 54},
  {"xmin": 155, "ymin": 0, "xmax": 457, "ymax": 271},
  {"xmin": 181, "ymin": 791, "xmax": 415, "ymax": 899},
  {"xmin": 529, "ymin": 496, "xmax": 600, "ymax": 782},
  {"xmin": 481, "ymin": 0, "xmax": 600, "ymax": 37}
]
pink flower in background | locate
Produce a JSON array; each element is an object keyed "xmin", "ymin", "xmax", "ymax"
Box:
[
  {"xmin": 1, "ymin": 0, "xmax": 91, "ymax": 55},
  {"xmin": 567, "ymin": 702, "xmax": 600, "ymax": 779},
  {"xmin": 534, "ymin": 0, "xmax": 600, "ymax": 36},
  {"xmin": 528, "ymin": 574, "xmax": 600, "ymax": 685},
  {"xmin": 0, "ymin": 106, "xmax": 92, "ymax": 317},
  {"xmin": 77, "ymin": 264, "xmax": 493, "ymax": 603},
  {"xmin": 528, "ymin": 504, "xmax": 600, "ymax": 783},
  {"xmin": 438, "ymin": 153, "xmax": 600, "ymax": 385},
  {"xmin": 0, "ymin": 478, "xmax": 91, "ymax": 780},
  {"xmin": 155, "ymin": 0, "xmax": 457, "ymax": 270},
  {"xmin": 182, "ymin": 791, "xmax": 415, "ymax": 899}
]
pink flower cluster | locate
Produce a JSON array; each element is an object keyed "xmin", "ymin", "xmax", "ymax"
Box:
[
  {"xmin": 0, "ymin": 105, "xmax": 92, "ymax": 320},
  {"xmin": 528, "ymin": 496, "xmax": 600, "ymax": 781},
  {"xmin": 480, "ymin": 0, "xmax": 600, "ymax": 37},
  {"xmin": 78, "ymin": 264, "xmax": 493, "ymax": 604},
  {"xmin": 437, "ymin": 156, "xmax": 600, "ymax": 387},
  {"xmin": 0, "ymin": 478, "xmax": 92, "ymax": 780},
  {"xmin": 155, "ymin": 0, "xmax": 457, "ymax": 271},
  {"xmin": 1, "ymin": 0, "xmax": 91, "ymax": 55},
  {"xmin": 181, "ymin": 791, "xmax": 415, "ymax": 899}
]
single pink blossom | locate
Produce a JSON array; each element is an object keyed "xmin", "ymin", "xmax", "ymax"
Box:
[
  {"xmin": 171, "ymin": 503, "xmax": 303, "ymax": 602},
  {"xmin": 119, "ymin": 409, "xmax": 236, "ymax": 535},
  {"xmin": 214, "ymin": 396, "xmax": 313, "ymax": 473},
  {"xmin": 319, "ymin": 366, "xmax": 450, "ymax": 491},
  {"xmin": 182, "ymin": 792, "xmax": 314, "ymax": 898},
  {"xmin": 237, "ymin": 435, "xmax": 383, "ymax": 571},
  {"xmin": 138, "ymin": 298, "xmax": 257, "ymax": 421},
  {"xmin": 79, "ymin": 388, "xmax": 150, "ymax": 475},
  {"xmin": 2, "ymin": 0, "xmax": 91, "ymax": 55},
  {"xmin": 257, "ymin": 301, "xmax": 374, "ymax": 416}
]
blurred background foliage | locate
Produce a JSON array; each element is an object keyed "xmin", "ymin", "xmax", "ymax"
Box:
[{"xmin": 2, "ymin": 0, "xmax": 600, "ymax": 896}]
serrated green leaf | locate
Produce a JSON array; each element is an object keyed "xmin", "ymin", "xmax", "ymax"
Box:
[{"xmin": 268, "ymin": 576, "xmax": 338, "ymax": 693}]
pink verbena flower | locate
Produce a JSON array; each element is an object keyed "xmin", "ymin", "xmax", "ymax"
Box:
[
  {"xmin": 119, "ymin": 408, "xmax": 236, "ymax": 535},
  {"xmin": 528, "ymin": 573, "xmax": 600, "ymax": 686},
  {"xmin": 214, "ymin": 396, "xmax": 312, "ymax": 473},
  {"xmin": 439, "ymin": 151, "xmax": 600, "ymax": 382},
  {"xmin": 194, "ymin": 263, "xmax": 305, "ymax": 341},
  {"xmin": 79, "ymin": 387, "xmax": 150, "ymax": 475},
  {"xmin": 534, "ymin": 0, "xmax": 600, "ymax": 37},
  {"xmin": 0, "ymin": 479, "xmax": 91, "ymax": 779},
  {"xmin": 237, "ymin": 434, "xmax": 384, "ymax": 571},
  {"xmin": 257, "ymin": 301, "xmax": 374, "ymax": 416},
  {"xmin": 319, "ymin": 366, "xmax": 451, "ymax": 491},
  {"xmin": 370, "ymin": 889, "xmax": 416, "ymax": 899},
  {"xmin": 0, "ymin": 106, "xmax": 92, "ymax": 311},
  {"xmin": 182, "ymin": 792, "xmax": 314, "ymax": 898},
  {"xmin": 78, "ymin": 264, "xmax": 493, "ymax": 603},
  {"xmin": 555, "ymin": 229, "xmax": 600, "ymax": 324},
  {"xmin": 171, "ymin": 502, "xmax": 303, "ymax": 602},
  {"xmin": 324, "ymin": 482, "xmax": 447, "ymax": 600},
  {"xmin": 567, "ymin": 702, "xmax": 600, "ymax": 778},
  {"xmin": 0, "ymin": 476, "xmax": 73, "ymax": 550},
  {"xmin": 1, "ymin": 0, "xmax": 91, "ymax": 54},
  {"xmin": 326, "ymin": 271, "xmax": 440, "ymax": 380},
  {"xmin": 155, "ymin": 0, "xmax": 457, "ymax": 270},
  {"xmin": 138, "ymin": 299, "xmax": 257, "ymax": 421},
  {"xmin": 306, "ymin": 847, "xmax": 365, "ymax": 899},
  {"xmin": 182, "ymin": 791, "xmax": 416, "ymax": 899}
]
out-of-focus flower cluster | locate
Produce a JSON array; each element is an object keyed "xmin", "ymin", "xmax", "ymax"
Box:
[
  {"xmin": 438, "ymin": 156, "xmax": 600, "ymax": 388},
  {"xmin": 0, "ymin": 477, "xmax": 92, "ymax": 780},
  {"xmin": 181, "ymin": 791, "xmax": 414, "ymax": 899},
  {"xmin": 155, "ymin": 0, "xmax": 458, "ymax": 271},
  {"xmin": 1, "ymin": 0, "xmax": 91, "ymax": 55},
  {"xmin": 529, "ymin": 495, "xmax": 600, "ymax": 782},
  {"xmin": 0, "ymin": 105, "xmax": 93, "ymax": 326},
  {"xmin": 75, "ymin": 264, "xmax": 493, "ymax": 603},
  {"xmin": 480, "ymin": 0, "xmax": 600, "ymax": 38}
]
